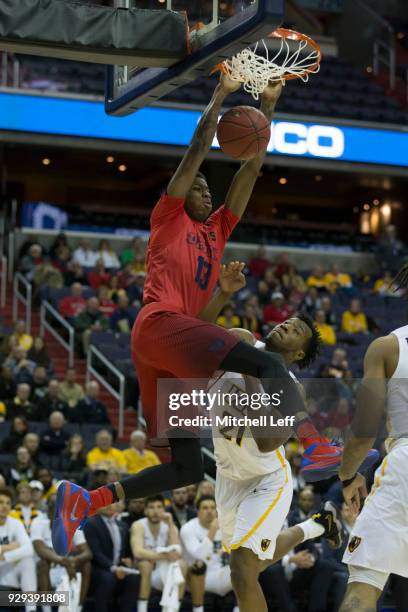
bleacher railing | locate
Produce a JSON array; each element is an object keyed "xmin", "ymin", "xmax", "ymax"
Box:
[
  {"xmin": 0, "ymin": 256, "xmax": 6, "ymax": 308},
  {"xmin": 40, "ymin": 300, "xmax": 75, "ymax": 368},
  {"xmin": 12, "ymin": 272, "xmax": 32, "ymax": 333},
  {"xmin": 87, "ymin": 344, "xmax": 125, "ymax": 438}
]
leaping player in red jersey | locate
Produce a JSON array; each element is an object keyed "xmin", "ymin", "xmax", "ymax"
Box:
[{"xmin": 52, "ymin": 75, "xmax": 378, "ymax": 556}]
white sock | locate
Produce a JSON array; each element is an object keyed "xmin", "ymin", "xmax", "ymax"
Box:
[
  {"xmin": 138, "ymin": 600, "xmax": 148, "ymax": 612},
  {"xmin": 193, "ymin": 607, "xmax": 204, "ymax": 612},
  {"xmin": 299, "ymin": 517, "xmax": 325, "ymax": 541}
]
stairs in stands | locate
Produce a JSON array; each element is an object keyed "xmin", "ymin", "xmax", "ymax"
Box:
[{"xmin": 2, "ymin": 285, "xmax": 136, "ymax": 442}]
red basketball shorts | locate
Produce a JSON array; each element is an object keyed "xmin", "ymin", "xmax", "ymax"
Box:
[{"xmin": 131, "ymin": 303, "xmax": 239, "ymax": 442}]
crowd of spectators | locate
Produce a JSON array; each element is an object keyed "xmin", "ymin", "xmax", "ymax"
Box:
[{"xmin": 0, "ymin": 233, "xmax": 406, "ymax": 610}]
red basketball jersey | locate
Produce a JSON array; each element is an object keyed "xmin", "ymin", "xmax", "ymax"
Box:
[{"xmin": 143, "ymin": 194, "xmax": 240, "ymax": 316}]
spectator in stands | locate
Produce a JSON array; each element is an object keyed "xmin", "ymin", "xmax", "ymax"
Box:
[
  {"xmin": 110, "ymin": 294, "xmax": 136, "ymax": 333},
  {"xmin": 9, "ymin": 483, "xmax": 42, "ymax": 535},
  {"xmin": 240, "ymin": 299, "xmax": 263, "ymax": 337},
  {"xmin": 131, "ymin": 495, "xmax": 187, "ymax": 612},
  {"xmin": 302, "ymin": 286, "xmax": 321, "ymax": 317},
  {"xmin": 306, "ymin": 265, "xmax": 327, "ymax": 290},
  {"xmin": 5, "ymin": 446, "xmax": 37, "ymax": 488},
  {"xmin": 61, "ymin": 434, "xmax": 87, "ymax": 484},
  {"xmin": 180, "ymin": 495, "xmax": 234, "ymax": 609},
  {"xmin": 263, "ymin": 266, "xmax": 280, "ymax": 293},
  {"xmin": 87, "ymin": 429, "xmax": 126, "ymax": 473},
  {"xmin": 123, "ymin": 430, "xmax": 160, "ymax": 474},
  {"xmin": 324, "ymin": 263, "xmax": 353, "ymax": 293},
  {"xmin": 169, "ymin": 487, "xmax": 196, "ymax": 530},
  {"xmin": 329, "ymin": 398, "xmax": 352, "ymax": 435},
  {"xmin": 0, "ymin": 415, "xmax": 29, "ymax": 453},
  {"xmin": 341, "ymin": 298, "xmax": 368, "ymax": 334},
  {"xmin": 23, "ymin": 433, "xmax": 41, "ymax": 465},
  {"xmin": 73, "ymin": 239, "xmax": 98, "ymax": 268},
  {"xmin": 58, "ymin": 368, "xmax": 85, "ymax": 408},
  {"xmin": 52, "ymin": 244, "xmax": 71, "ymax": 274},
  {"xmin": 185, "ymin": 484, "xmax": 198, "ymax": 511},
  {"xmin": 129, "ymin": 252, "xmax": 147, "ymax": 276},
  {"xmin": 20, "ymin": 243, "xmax": 43, "ymax": 281},
  {"xmin": 97, "ymin": 285, "xmax": 117, "ymax": 318},
  {"xmin": 75, "ymin": 381, "xmax": 111, "ymax": 424},
  {"xmin": 10, "ymin": 320, "xmax": 33, "ymax": 351},
  {"xmin": 97, "ymin": 239, "xmax": 120, "ymax": 270},
  {"xmin": 59, "ymin": 283, "xmax": 87, "ymax": 320},
  {"xmin": 28, "ymin": 480, "xmax": 46, "ymax": 513},
  {"xmin": 0, "ymin": 487, "xmax": 37, "ymax": 604},
  {"xmin": 248, "ymin": 245, "xmax": 271, "ymax": 279},
  {"xmin": 32, "ymin": 496, "xmax": 92, "ymax": 607},
  {"xmin": 27, "ymin": 337, "xmax": 52, "ymax": 371},
  {"xmin": 33, "ymin": 260, "xmax": 64, "ymax": 301},
  {"xmin": 120, "ymin": 237, "xmax": 144, "ymax": 267},
  {"xmin": 88, "ymin": 467, "xmax": 108, "ymax": 491},
  {"xmin": 0, "ymin": 365, "xmax": 16, "ymax": 400},
  {"xmin": 106, "ymin": 275, "xmax": 126, "ymax": 303},
  {"xmin": 216, "ymin": 302, "xmax": 241, "ymax": 330},
  {"xmin": 117, "ymin": 263, "xmax": 140, "ymax": 294},
  {"xmin": 88, "ymin": 258, "xmax": 111, "ymax": 289},
  {"xmin": 264, "ymin": 291, "xmax": 294, "ymax": 326},
  {"xmin": 195, "ymin": 480, "xmax": 215, "ymax": 501},
  {"xmin": 30, "ymin": 366, "xmax": 48, "ymax": 403},
  {"xmin": 119, "ymin": 498, "xmax": 146, "ymax": 528},
  {"xmin": 288, "ymin": 487, "xmax": 317, "ymax": 523},
  {"xmin": 74, "ymin": 296, "xmax": 109, "ymax": 355},
  {"xmin": 6, "ymin": 383, "xmax": 37, "ymax": 420},
  {"xmin": 5, "ymin": 347, "xmax": 36, "ymax": 385},
  {"xmin": 320, "ymin": 295, "xmax": 337, "ymax": 327},
  {"xmin": 282, "ymin": 265, "xmax": 307, "ymax": 299},
  {"xmin": 377, "ymin": 225, "xmax": 405, "ymax": 274},
  {"xmin": 314, "ymin": 309, "xmax": 336, "ymax": 345},
  {"xmin": 40, "ymin": 411, "xmax": 70, "ymax": 456},
  {"xmin": 36, "ymin": 467, "xmax": 58, "ymax": 503},
  {"xmin": 373, "ymin": 270, "xmax": 396, "ymax": 296},
  {"xmin": 322, "ymin": 347, "xmax": 351, "ymax": 380},
  {"xmin": 36, "ymin": 379, "xmax": 68, "ymax": 421},
  {"xmin": 85, "ymin": 502, "xmax": 139, "ymax": 612},
  {"xmin": 64, "ymin": 260, "xmax": 89, "ymax": 287},
  {"xmin": 275, "ymin": 252, "xmax": 291, "ymax": 279},
  {"xmin": 49, "ymin": 232, "xmax": 70, "ymax": 259}
]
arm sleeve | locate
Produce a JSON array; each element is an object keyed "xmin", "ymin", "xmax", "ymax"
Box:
[
  {"xmin": 208, "ymin": 205, "xmax": 240, "ymax": 242},
  {"xmin": 180, "ymin": 523, "xmax": 213, "ymax": 561},
  {"xmin": 150, "ymin": 194, "xmax": 186, "ymax": 228},
  {"xmin": 3, "ymin": 521, "xmax": 34, "ymax": 563}
]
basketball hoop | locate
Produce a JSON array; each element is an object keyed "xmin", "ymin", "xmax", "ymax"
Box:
[{"xmin": 214, "ymin": 28, "xmax": 322, "ymax": 100}]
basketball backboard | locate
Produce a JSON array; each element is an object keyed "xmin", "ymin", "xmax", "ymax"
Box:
[{"xmin": 105, "ymin": 0, "xmax": 284, "ymax": 116}]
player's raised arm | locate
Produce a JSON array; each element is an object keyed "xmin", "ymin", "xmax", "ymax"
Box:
[
  {"xmin": 340, "ymin": 336, "xmax": 390, "ymax": 511},
  {"xmin": 224, "ymin": 81, "xmax": 283, "ymax": 218},
  {"xmin": 167, "ymin": 75, "xmax": 241, "ymax": 198}
]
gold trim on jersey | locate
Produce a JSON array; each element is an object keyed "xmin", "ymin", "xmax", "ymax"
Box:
[{"xmin": 230, "ymin": 449, "xmax": 288, "ymax": 550}]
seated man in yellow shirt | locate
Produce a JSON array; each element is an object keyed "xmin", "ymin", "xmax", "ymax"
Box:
[
  {"xmin": 324, "ymin": 264, "xmax": 352, "ymax": 292},
  {"xmin": 306, "ymin": 265, "xmax": 327, "ymax": 290},
  {"xmin": 314, "ymin": 310, "xmax": 337, "ymax": 345},
  {"xmin": 86, "ymin": 429, "xmax": 127, "ymax": 474},
  {"xmin": 341, "ymin": 298, "xmax": 368, "ymax": 334},
  {"xmin": 123, "ymin": 430, "xmax": 161, "ymax": 474}
]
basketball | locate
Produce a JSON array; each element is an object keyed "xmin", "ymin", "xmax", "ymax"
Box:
[{"xmin": 216, "ymin": 106, "xmax": 271, "ymax": 160}]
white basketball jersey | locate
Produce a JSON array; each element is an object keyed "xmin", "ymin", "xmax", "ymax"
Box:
[
  {"xmin": 210, "ymin": 369, "xmax": 286, "ymax": 480},
  {"xmin": 387, "ymin": 324, "xmax": 408, "ymax": 438},
  {"xmin": 138, "ymin": 517, "xmax": 169, "ymax": 550}
]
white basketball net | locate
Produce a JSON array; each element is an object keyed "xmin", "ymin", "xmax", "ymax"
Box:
[{"xmin": 222, "ymin": 35, "xmax": 321, "ymax": 100}]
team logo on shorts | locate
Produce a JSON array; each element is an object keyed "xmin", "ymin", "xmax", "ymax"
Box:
[
  {"xmin": 261, "ymin": 539, "xmax": 271, "ymax": 552},
  {"xmin": 348, "ymin": 536, "xmax": 362, "ymax": 553}
]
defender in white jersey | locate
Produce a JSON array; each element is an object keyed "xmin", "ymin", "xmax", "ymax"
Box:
[
  {"xmin": 208, "ymin": 321, "xmax": 343, "ymax": 612},
  {"xmin": 339, "ymin": 285, "xmax": 408, "ymax": 612}
]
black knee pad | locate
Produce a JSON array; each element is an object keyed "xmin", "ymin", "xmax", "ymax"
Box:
[{"xmin": 191, "ymin": 561, "xmax": 207, "ymax": 576}]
